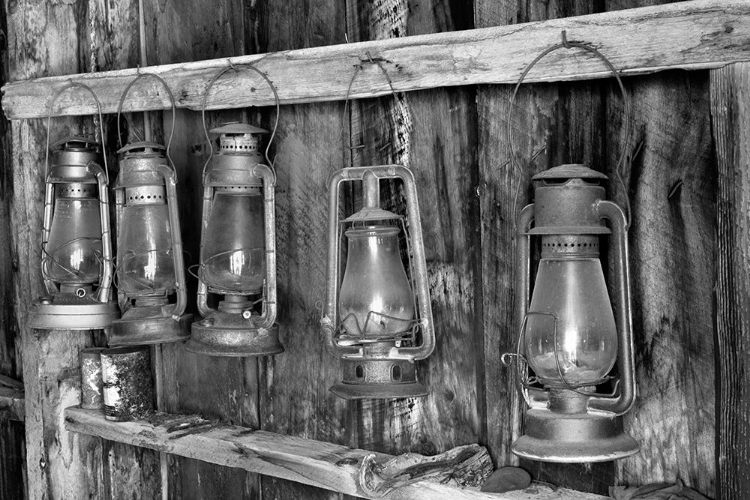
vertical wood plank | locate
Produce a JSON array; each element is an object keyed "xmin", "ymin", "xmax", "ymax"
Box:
[
  {"xmin": 0, "ymin": 0, "xmax": 26, "ymax": 497},
  {"xmin": 710, "ymin": 62, "xmax": 750, "ymax": 500},
  {"xmin": 256, "ymin": 1, "xmax": 349, "ymax": 498},
  {"xmin": 141, "ymin": 1, "xmax": 259, "ymax": 499},
  {"xmin": 606, "ymin": 71, "xmax": 715, "ymax": 496}
]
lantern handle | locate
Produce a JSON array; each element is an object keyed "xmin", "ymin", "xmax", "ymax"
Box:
[
  {"xmin": 506, "ymin": 30, "xmax": 632, "ymax": 229},
  {"xmin": 200, "ymin": 63, "xmax": 281, "ymax": 181},
  {"xmin": 116, "ymin": 72, "xmax": 177, "ymax": 170},
  {"xmin": 341, "ymin": 52, "xmax": 399, "ymax": 169},
  {"xmin": 45, "ymin": 82, "xmax": 109, "ymax": 183}
]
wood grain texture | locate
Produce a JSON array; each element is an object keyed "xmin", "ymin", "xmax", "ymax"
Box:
[
  {"xmin": 0, "ymin": 0, "xmax": 25, "ymax": 496},
  {"xmin": 710, "ymin": 62, "xmax": 750, "ymax": 500},
  {"xmin": 607, "ymin": 71, "xmax": 715, "ymax": 497},
  {"xmin": 65, "ymin": 407, "xmax": 609, "ymax": 500},
  {"xmin": 141, "ymin": 1, "xmax": 260, "ymax": 499},
  {"xmin": 4, "ymin": 0, "xmax": 750, "ymax": 119}
]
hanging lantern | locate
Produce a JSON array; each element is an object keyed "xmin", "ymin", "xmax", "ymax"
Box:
[
  {"xmin": 28, "ymin": 134, "xmax": 118, "ymax": 330},
  {"xmin": 321, "ymin": 166, "xmax": 435, "ymax": 399},
  {"xmin": 185, "ymin": 122, "xmax": 283, "ymax": 357},
  {"xmin": 108, "ymin": 73, "xmax": 191, "ymax": 346},
  {"xmin": 510, "ymin": 164, "xmax": 638, "ymax": 462}
]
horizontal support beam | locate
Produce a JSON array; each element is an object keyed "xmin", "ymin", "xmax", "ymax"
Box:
[
  {"xmin": 0, "ymin": 386, "xmax": 24, "ymax": 421},
  {"xmin": 65, "ymin": 407, "xmax": 605, "ymax": 500},
  {"xmin": 3, "ymin": 0, "xmax": 749, "ymax": 120}
]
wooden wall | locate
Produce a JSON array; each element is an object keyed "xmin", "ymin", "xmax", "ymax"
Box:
[{"xmin": 3, "ymin": 0, "xmax": 744, "ymax": 498}]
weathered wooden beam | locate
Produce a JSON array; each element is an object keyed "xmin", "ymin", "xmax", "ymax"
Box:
[
  {"xmin": 64, "ymin": 407, "xmax": 606, "ymax": 500},
  {"xmin": 2, "ymin": 0, "xmax": 749, "ymax": 119},
  {"xmin": 0, "ymin": 386, "xmax": 24, "ymax": 421},
  {"xmin": 711, "ymin": 61, "xmax": 750, "ymax": 499}
]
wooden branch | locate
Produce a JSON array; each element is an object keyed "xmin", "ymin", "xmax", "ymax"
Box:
[
  {"xmin": 3, "ymin": 0, "xmax": 749, "ymax": 119},
  {"xmin": 65, "ymin": 407, "xmax": 606, "ymax": 500},
  {"xmin": 0, "ymin": 386, "xmax": 24, "ymax": 421}
]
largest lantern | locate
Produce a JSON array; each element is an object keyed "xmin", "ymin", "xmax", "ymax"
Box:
[
  {"xmin": 511, "ymin": 164, "xmax": 638, "ymax": 462},
  {"xmin": 321, "ymin": 166, "xmax": 435, "ymax": 399},
  {"xmin": 186, "ymin": 122, "xmax": 283, "ymax": 357},
  {"xmin": 28, "ymin": 136, "xmax": 118, "ymax": 330}
]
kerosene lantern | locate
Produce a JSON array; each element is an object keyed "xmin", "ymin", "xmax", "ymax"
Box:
[
  {"xmin": 320, "ymin": 166, "xmax": 435, "ymax": 399},
  {"xmin": 510, "ymin": 164, "xmax": 638, "ymax": 462},
  {"xmin": 108, "ymin": 141, "xmax": 192, "ymax": 345},
  {"xmin": 107, "ymin": 73, "xmax": 191, "ymax": 346},
  {"xmin": 28, "ymin": 135, "xmax": 118, "ymax": 330},
  {"xmin": 185, "ymin": 122, "xmax": 283, "ymax": 357}
]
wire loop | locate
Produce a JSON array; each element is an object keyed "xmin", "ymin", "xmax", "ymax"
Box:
[
  {"xmin": 116, "ymin": 72, "xmax": 177, "ymax": 168},
  {"xmin": 506, "ymin": 30, "xmax": 632, "ymax": 227},
  {"xmin": 342, "ymin": 54, "xmax": 398, "ymax": 168},
  {"xmin": 200, "ymin": 62, "xmax": 281, "ymax": 181}
]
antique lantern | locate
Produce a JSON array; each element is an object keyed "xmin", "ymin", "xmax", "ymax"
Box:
[
  {"xmin": 28, "ymin": 129, "xmax": 118, "ymax": 329},
  {"xmin": 320, "ymin": 166, "xmax": 435, "ymax": 399},
  {"xmin": 185, "ymin": 122, "xmax": 283, "ymax": 356},
  {"xmin": 108, "ymin": 74, "xmax": 191, "ymax": 346},
  {"xmin": 510, "ymin": 164, "xmax": 638, "ymax": 462}
]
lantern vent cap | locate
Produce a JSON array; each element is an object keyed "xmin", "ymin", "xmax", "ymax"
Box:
[
  {"xmin": 532, "ymin": 164, "xmax": 608, "ymax": 182},
  {"xmin": 52, "ymin": 135, "xmax": 100, "ymax": 152},
  {"xmin": 117, "ymin": 141, "xmax": 166, "ymax": 157},
  {"xmin": 344, "ymin": 207, "xmax": 401, "ymax": 223},
  {"xmin": 210, "ymin": 122, "xmax": 268, "ymax": 135}
]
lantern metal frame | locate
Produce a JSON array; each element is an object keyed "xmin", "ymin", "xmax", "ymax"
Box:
[
  {"xmin": 28, "ymin": 83, "xmax": 118, "ymax": 330},
  {"xmin": 185, "ymin": 64, "xmax": 283, "ymax": 357},
  {"xmin": 108, "ymin": 72, "xmax": 192, "ymax": 345},
  {"xmin": 321, "ymin": 165, "xmax": 435, "ymax": 399},
  {"xmin": 510, "ymin": 164, "xmax": 638, "ymax": 463}
]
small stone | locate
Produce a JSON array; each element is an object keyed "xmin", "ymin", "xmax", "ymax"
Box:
[{"xmin": 480, "ymin": 467, "xmax": 532, "ymax": 493}]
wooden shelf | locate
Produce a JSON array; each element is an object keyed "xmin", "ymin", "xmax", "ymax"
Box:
[
  {"xmin": 65, "ymin": 407, "xmax": 606, "ymax": 500},
  {"xmin": 2, "ymin": 0, "xmax": 750, "ymax": 120}
]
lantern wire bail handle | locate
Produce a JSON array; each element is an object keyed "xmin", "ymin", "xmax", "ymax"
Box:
[
  {"xmin": 45, "ymin": 81, "xmax": 109, "ymax": 183},
  {"xmin": 342, "ymin": 51, "xmax": 397, "ymax": 169},
  {"xmin": 200, "ymin": 62, "xmax": 281, "ymax": 182},
  {"xmin": 116, "ymin": 72, "xmax": 177, "ymax": 168},
  {"xmin": 505, "ymin": 30, "xmax": 632, "ymax": 229}
]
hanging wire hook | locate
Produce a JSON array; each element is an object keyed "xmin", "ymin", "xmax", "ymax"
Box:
[
  {"xmin": 200, "ymin": 62, "xmax": 281, "ymax": 182},
  {"xmin": 505, "ymin": 30, "xmax": 632, "ymax": 228},
  {"xmin": 116, "ymin": 72, "xmax": 177, "ymax": 168},
  {"xmin": 45, "ymin": 82, "xmax": 110, "ymax": 183},
  {"xmin": 341, "ymin": 53, "xmax": 399, "ymax": 169}
]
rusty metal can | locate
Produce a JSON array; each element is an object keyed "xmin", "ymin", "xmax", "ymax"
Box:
[
  {"xmin": 101, "ymin": 346, "xmax": 154, "ymax": 421},
  {"xmin": 80, "ymin": 347, "xmax": 105, "ymax": 410}
]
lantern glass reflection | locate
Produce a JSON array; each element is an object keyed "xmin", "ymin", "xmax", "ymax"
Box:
[
  {"xmin": 201, "ymin": 191, "xmax": 265, "ymax": 294},
  {"xmin": 117, "ymin": 202, "xmax": 175, "ymax": 295},
  {"xmin": 339, "ymin": 225, "xmax": 414, "ymax": 338},
  {"xmin": 525, "ymin": 257, "xmax": 618, "ymax": 386},
  {"xmin": 45, "ymin": 187, "xmax": 102, "ymax": 286}
]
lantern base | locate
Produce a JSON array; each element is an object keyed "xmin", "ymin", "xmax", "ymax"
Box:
[
  {"xmin": 108, "ymin": 309, "xmax": 193, "ymax": 346},
  {"xmin": 28, "ymin": 296, "xmax": 119, "ymax": 330},
  {"xmin": 186, "ymin": 313, "xmax": 283, "ymax": 357},
  {"xmin": 330, "ymin": 358, "xmax": 428, "ymax": 400},
  {"xmin": 511, "ymin": 408, "xmax": 639, "ymax": 463}
]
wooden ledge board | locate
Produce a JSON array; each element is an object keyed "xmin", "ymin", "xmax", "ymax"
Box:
[
  {"xmin": 3, "ymin": 0, "xmax": 750, "ymax": 119},
  {"xmin": 0, "ymin": 386, "xmax": 24, "ymax": 421},
  {"xmin": 65, "ymin": 407, "xmax": 605, "ymax": 500}
]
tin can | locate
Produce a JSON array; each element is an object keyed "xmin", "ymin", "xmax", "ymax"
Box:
[{"xmin": 101, "ymin": 346, "xmax": 154, "ymax": 421}]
